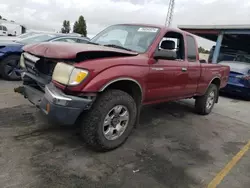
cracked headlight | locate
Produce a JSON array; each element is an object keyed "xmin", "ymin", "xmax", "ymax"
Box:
[
  {"xmin": 20, "ymin": 54, "xmax": 26, "ymax": 69},
  {"xmin": 52, "ymin": 62, "xmax": 88, "ymax": 86}
]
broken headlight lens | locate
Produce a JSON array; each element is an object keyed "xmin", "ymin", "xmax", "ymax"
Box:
[
  {"xmin": 20, "ymin": 54, "xmax": 25, "ymax": 69},
  {"xmin": 52, "ymin": 62, "xmax": 88, "ymax": 86}
]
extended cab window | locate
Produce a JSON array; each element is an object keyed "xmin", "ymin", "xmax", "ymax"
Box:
[
  {"xmin": 159, "ymin": 31, "xmax": 185, "ymax": 60},
  {"xmin": 186, "ymin": 35, "xmax": 197, "ymax": 62}
]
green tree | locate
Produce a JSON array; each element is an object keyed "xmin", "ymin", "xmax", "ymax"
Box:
[
  {"xmin": 61, "ymin": 20, "xmax": 70, "ymax": 33},
  {"xmin": 73, "ymin": 21, "xmax": 78, "ymax": 33},
  {"xmin": 198, "ymin": 46, "xmax": 205, "ymax": 53},
  {"xmin": 67, "ymin": 21, "xmax": 70, "ymax": 33},
  {"xmin": 0, "ymin": 15, "xmax": 2, "ymax": 19},
  {"xmin": 74, "ymin": 16, "xmax": 87, "ymax": 36},
  {"xmin": 204, "ymin": 49, "xmax": 210, "ymax": 54}
]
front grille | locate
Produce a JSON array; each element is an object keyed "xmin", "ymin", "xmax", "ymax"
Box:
[
  {"xmin": 24, "ymin": 59, "xmax": 37, "ymax": 75},
  {"xmin": 22, "ymin": 52, "xmax": 57, "ymax": 91},
  {"xmin": 23, "ymin": 52, "xmax": 40, "ymax": 75},
  {"xmin": 23, "ymin": 52, "xmax": 57, "ymax": 77}
]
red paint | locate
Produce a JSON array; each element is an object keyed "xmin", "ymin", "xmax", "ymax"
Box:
[{"xmin": 23, "ymin": 24, "xmax": 230, "ymax": 105}]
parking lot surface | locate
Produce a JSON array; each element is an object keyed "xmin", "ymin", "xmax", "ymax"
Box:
[{"xmin": 1, "ymin": 80, "xmax": 250, "ymax": 188}]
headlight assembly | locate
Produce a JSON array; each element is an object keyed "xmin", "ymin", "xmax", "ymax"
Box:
[
  {"xmin": 20, "ymin": 54, "xmax": 25, "ymax": 69},
  {"xmin": 52, "ymin": 62, "xmax": 88, "ymax": 86}
]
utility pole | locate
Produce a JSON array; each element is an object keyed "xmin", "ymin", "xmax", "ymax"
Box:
[{"xmin": 165, "ymin": 0, "xmax": 175, "ymax": 27}]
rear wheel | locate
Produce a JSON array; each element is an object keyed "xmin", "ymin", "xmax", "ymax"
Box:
[
  {"xmin": 80, "ymin": 90, "xmax": 137, "ymax": 151},
  {"xmin": 0, "ymin": 55, "xmax": 21, "ymax": 81},
  {"xmin": 195, "ymin": 84, "xmax": 218, "ymax": 115}
]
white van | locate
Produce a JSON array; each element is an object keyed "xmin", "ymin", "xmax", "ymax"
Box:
[{"xmin": 0, "ymin": 25, "xmax": 8, "ymax": 36}]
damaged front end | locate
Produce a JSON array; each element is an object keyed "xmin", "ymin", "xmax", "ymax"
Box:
[{"xmin": 14, "ymin": 52, "xmax": 94, "ymax": 125}]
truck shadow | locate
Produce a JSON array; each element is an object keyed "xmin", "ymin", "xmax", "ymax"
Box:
[{"xmin": 139, "ymin": 100, "xmax": 195, "ymax": 127}]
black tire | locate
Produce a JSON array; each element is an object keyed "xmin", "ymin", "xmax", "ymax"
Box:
[
  {"xmin": 0, "ymin": 55, "xmax": 21, "ymax": 81},
  {"xmin": 195, "ymin": 84, "xmax": 218, "ymax": 115},
  {"xmin": 80, "ymin": 89, "xmax": 137, "ymax": 152}
]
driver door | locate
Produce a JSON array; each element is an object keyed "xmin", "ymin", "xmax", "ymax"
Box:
[{"xmin": 145, "ymin": 31, "xmax": 189, "ymax": 102}]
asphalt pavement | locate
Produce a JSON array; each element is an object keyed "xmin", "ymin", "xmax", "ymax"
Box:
[{"xmin": 1, "ymin": 80, "xmax": 250, "ymax": 188}]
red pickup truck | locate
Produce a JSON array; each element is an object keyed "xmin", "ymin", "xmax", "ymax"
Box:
[{"xmin": 15, "ymin": 24, "xmax": 230, "ymax": 151}]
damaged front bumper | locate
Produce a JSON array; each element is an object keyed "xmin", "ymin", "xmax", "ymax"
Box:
[{"xmin": 15, "ymin": 83, "xmax": 94, "ymax": 125}]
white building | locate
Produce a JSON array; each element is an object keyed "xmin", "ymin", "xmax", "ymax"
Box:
[{"xmin": 0, "ymin": 19, "xmax": 26, "ymax": 36}]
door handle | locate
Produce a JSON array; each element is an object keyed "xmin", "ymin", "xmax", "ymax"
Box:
[{"xmin": 182, "ymin": 67, "xmax": 187, "ymax": 72}]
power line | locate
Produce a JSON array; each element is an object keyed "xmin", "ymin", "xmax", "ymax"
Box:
[{"xmin": 165, "ymin": 0, "xmax": 175, "ymax": 27}]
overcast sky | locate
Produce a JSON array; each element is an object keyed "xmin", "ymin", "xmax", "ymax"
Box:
[{"xmin": 1, "ymin": 0, "xmax": 250, "ymax": 49}]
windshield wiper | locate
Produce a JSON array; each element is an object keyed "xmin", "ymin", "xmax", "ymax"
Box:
[{"xmin": 104, "ymin": 44, "xmax": 134, "ymax": 52}]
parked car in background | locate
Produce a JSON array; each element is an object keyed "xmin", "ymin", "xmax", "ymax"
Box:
[
  {"xmin": 0, "ymin": 25, "xmax": 8, "ymax": 36},
  {"xmin": 0, "ymin": 31, "xmax": 47, "ymax": 42},
  {"xmin": 0, "ymin": 34, "xmax": 89, "ymax": 80},
  {"xmin": 208, "ymin": 45, "xmax": 248, "ymax": 63},
  {"xmin": 15, "ymin": 23, "xmax": 230, "ymax": 151},
  {"xmin": 0, "ymin": 31, "xmax": 85, "ymax": 42},
  {"xmin": 219, "ymin": 54, "xmax": 250, "ymax": 99}
]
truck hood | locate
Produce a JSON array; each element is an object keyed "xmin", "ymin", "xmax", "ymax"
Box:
[
  {"xmin": 218, "ymin": 61, "xmax": 250, "ymax": 74},
  {"xmin": 23, "ymin": 42, "xmax": 139, "ymax": 60}
]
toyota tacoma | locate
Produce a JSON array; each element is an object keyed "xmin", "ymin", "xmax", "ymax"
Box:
[{"xmin": 15, "ymin": 24, "xmax": 230, "ymax": 151}]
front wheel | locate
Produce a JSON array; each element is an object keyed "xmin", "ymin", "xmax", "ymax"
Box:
[
  {"xmin": 195, "ymin": 84, "xmax": 218, "ymax": 115},
  {"xmin": 0, "ymin": 55, "xmax": 21, "ymax": 81},
  {"xmin": 80, "ymin": 90, "xmax": 137, "ymax": 151}
]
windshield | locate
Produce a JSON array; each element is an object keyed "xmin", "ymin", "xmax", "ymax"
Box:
[
  {"xmin": 234, "ymin": 55, "xmax": 250, "ymax": 63},
  {"xmin": 91, "ymin": 25, "xmax": 160, "ymax": 53},
  {"xmin": 17, "ymin": 34, "xmax": 57, "ymax": 44}
]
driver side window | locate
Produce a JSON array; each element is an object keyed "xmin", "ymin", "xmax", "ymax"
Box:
[{"xmin": 158, "ymin": 31, "xmax": 185, "ymax": 61}]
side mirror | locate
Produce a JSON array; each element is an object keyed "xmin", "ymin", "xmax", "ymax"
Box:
[{"xmin": 154, "ymin": 49, "xmax": 177, "ymax": 60}]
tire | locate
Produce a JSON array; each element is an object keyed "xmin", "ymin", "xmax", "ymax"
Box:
[
  {"xmin": 195, "ymin": 84, "xmax": 218, "ymax": 115},
  {"xmin": 0, "ymin": 55, "xmax": 21, "ymax": 81},
  {"xmin": 80, "ymin": 89, "xmax": 137, "ymax": 152}
]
